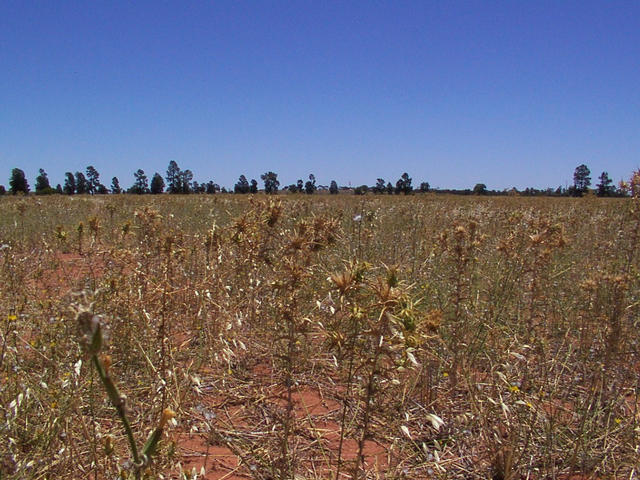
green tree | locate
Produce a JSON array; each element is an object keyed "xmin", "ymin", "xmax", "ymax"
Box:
[
  {"xmin": 86, "ymin": 165, "xmax": 101, "ymax": 194},
  {"xmin": 179, "ymin": 169, "xmax": 193, "ymax": 194},
  {"xmin": 75, "ymin": 172, "xmax": 88, "ymax": 194},
  {"xmin": 419, "ymin": 182, "xmax": 430, "ymax": 193},
  {"xmin": 395, "ymin": 172, "xmax": 413, "ymax": 195},
  {"xmin": 111, "ymin": 177, "xmax": 122, "ymax": 194},
  {"xmin": 304, "ymin": 174, "xmax": 316, "ymax": 194},
  {"xmin": 35, "ymin": 168, "xmax": 52, "ymax": 194},
  {"xmin": 250, "ymin": 179, "xmax": 258, "ymax": 194},
  {"xmin": 150, "ymin": 172, "xmax": 165, "ymax": 194},
  {"xmin": 64, "ymin": 172, "xmax": 76, "ymax": 195},
  {"xmin": 166, "ymin": 160, "xmax": 182, "ymax": 193},
  {"xmin": 473, "ymin": 183, "xmax": 487, "ymax": 195},
  {"xmin": 596, "ymin": 171, "xmax": 614, "ymax": 197},
  {"xmin": 354, "ymin": 184, "xmax": 368, "ymax": 195},
  {"xmin": 129, "ymin": 169, "xmax": 149, "ymax": 194},
  {"xmin": 373, "ymin": 178, "xmax": 386, "ymax": 194},
  {"xmin": 329, "ymin": 180, "xmax": 339, "ymax": 194},
  {"xmin": 9, "ymin": 168, "xmax": 29, "ymax": 194},
  {"xmin": 261, "ymin": 171, "xmax": 280, "ymax": 194},
  {"xmin": 9, "ymin": 168, "xmax": 29, "ymax": 195},
  {"xmin": 0, "ymin": 185, "xmax": 5, "ymax": 195},
  {"xmin": 234, "ymin": 175, "xmax": 250, "ymax": 194},
  {"xmin": 573, "ymin": 164, "xmax": 591, "ymax": 196},
  {"xmin": 206, "ymin": 181, "xmax": 219, "ymax": 194}
]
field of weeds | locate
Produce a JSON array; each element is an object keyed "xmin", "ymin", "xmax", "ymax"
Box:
[{"xmin": 1, "ymin": 192, "xmax": 639, "ymax": 480}]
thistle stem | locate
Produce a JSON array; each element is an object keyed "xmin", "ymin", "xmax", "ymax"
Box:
[{"xmin": 91, "ymin": 354, "xmax": 142, "ymax": 474}]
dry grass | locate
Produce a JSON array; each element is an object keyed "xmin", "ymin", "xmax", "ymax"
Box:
[{"xmin": 0, "ymin": 190, "xmax": 639, "ymax": 479}]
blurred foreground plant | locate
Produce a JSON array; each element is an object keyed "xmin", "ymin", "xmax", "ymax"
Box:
[{"xmin": 73, "ymin": 291, "xmax": 175, "ymax": 479}]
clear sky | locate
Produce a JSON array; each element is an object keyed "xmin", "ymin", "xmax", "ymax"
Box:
[{"xmin": 2, "ymin": 1, "xmax": 639, "ymax": 191}]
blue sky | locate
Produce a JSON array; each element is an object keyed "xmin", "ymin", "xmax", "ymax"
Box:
[{"xmin": 1, "ymin": 1, "xmax": 639, "ymax": 190}]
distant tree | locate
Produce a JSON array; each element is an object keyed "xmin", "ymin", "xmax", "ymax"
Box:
[
  {"xmin": 111, "ymin": 177, "xmax": 122, "ymax": 194},
  {"xmin": 221, "ymin": 187, "xmax": 228, "ymax": 194},
  {"xmin": 35, "ymin": 168, "xmax": 52, "ymax": 194},
  {"xmin": 85, "ymin": 166, "xmax": 101, "ymax": 194},
  {"xmin": 250, "ymin": 179, "xmax": 258, "ymax": 194},
  {"xmin": 206, "ymin": 181, "xmax": 219, "ymax": 194},
  {"xmin": 295, "ymin": 179, "xmax": 304, "ymax": 193},
  {"xmin": 150, "ymin": 173, "xmax": 165, "ymax": 194},
  {"xmin": 0, "ymin": 185, "xmax": 6, "ymax": 195},
  {"xmin": 75, "ymin": 172, "xmax": 88, "ymax": 194},
  {"xmin": 386, "ymin": 182, "xmax": 393, "ymax": 194},
  {"xmin": 304, "ymin": 174, "xmax": 317, "ymax": 194},
  {"xmin": 64, "ymin": 172, "xmax": 76, "ymax": 195},
  {"xmin": 55, "ymin": 184, "xmax": 63, "ymax": 194},
  {"xmin": 234, "ymin": 175, "xmax": 250, "ymax": 194},
  {"xmin": 373, "ymin": 178, "xmax": 386, "ymax": 194},
  {"xmin": 354, "ymin": 185, "xmax": 368, "ymax": 195},
  {"xmin": 573, "ymin": 164, "xmax": 591, "ymax": 196},
  {"xmin": 473, "ymin": 183, "xmax": 487, "ymax": 195},
  {"xmin": 9, "ymin": 168, "xmax": 29, "ymax": 194},
  {"xmin": 395, "ymin": 172, "xmax": 413, "ymax": 195},
  {"xmin": 179, "ymin": 169, "xmax": 193, "ymax": 194},
  {"xmin": 166, "ymin": 161, "xmax": 182, "ymax": 193},
  {"xmin": 596, "ymin": 171, "xmax": 614, "ymax": 197},
  {"xmin": 261, "ymin": 171, "xmax": 280, "ymax": 194},
  {"xmin": 129, "ymin": 169, "xmax": 149, "ymax": 194},
  {"xmin": 329, "ymin": 180, "xmax": 339, "ymax": 195},
  {"xmin": 419, "ymin": 182, "xmax": 430, "ymax": 193}
]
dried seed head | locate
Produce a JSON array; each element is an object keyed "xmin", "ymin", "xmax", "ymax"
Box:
[
  {"xmin": 102, "ymin": 355, "xmax": 112, "ymax": 376},
  {"xmin": 159, "ymin": 408, "xmax": 176, "ymax": 429},
  {"xmin": 529, "ymin": 233, "xmax": 544, "ymax": 245},
  {"xmin": 331, "ymin": 271, "xmax": 355, "ymax": 295},
  {"xmin": 580, "ymin": 279, "xmax": 597, "ymax": 292},
  {"xmin": 88, "ymin": 216, "xmax": 99, "ymax": 235},
  {"xmin": 104, "ymin": 435, "xmax": 115, "ymax": 456},
  {"xmin": 76, "ymin": 309, "xmax": 103, "ymax": 354},
  {"xmin": 454, "ymin": 225, "xmax": 466, "ymax": 237},
  {"xmin": 424, "ymin": 309, "xmax": 443, "ymax": 332}
]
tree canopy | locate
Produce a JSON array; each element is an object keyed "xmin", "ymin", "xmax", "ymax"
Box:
[
  {"xmin": 261, "ymin": 171, "xmax": 280, "ymax": 194},
  {"xmin": 9, "ymin": 168, "xmax": 29, "ymax": 194},
  {"xmin": 573, "ymin": 164, "xmax": 591, "ymax": 196}
]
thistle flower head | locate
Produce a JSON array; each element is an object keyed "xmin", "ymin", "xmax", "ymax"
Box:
[{"xmin": 159, "ymin": 408, "xmax": 176, "ymax": 429}]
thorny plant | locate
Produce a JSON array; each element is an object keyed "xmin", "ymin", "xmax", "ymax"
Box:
[
  {"xmin": 326, "ymin": 262, "xmax": 440, "ymax": 479},
  {"xmin": 0, "ymin": 177, "xmax": 639, "ymax": 479},
  {"xmin": 72, "ymin": 290, "xmax": 176, "ymax": 479}
]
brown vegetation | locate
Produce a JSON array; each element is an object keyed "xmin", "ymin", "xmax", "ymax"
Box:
[{"xmin": 1, "ymin": 183, "xmax": 639, "ymax": 479}]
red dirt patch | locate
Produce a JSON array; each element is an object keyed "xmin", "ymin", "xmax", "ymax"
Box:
[
  {"xmin": 176, "ymin": 433, "xmax": 246, "ymax": 480},
  {"xmin": 175, "ymin": 376, "xmax": 393, "ymax": 478}
]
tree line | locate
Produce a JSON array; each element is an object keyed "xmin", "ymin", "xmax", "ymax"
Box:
[{"xmin": 0, "ymin": 162, "xmax": 629, "ymax": 197}]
